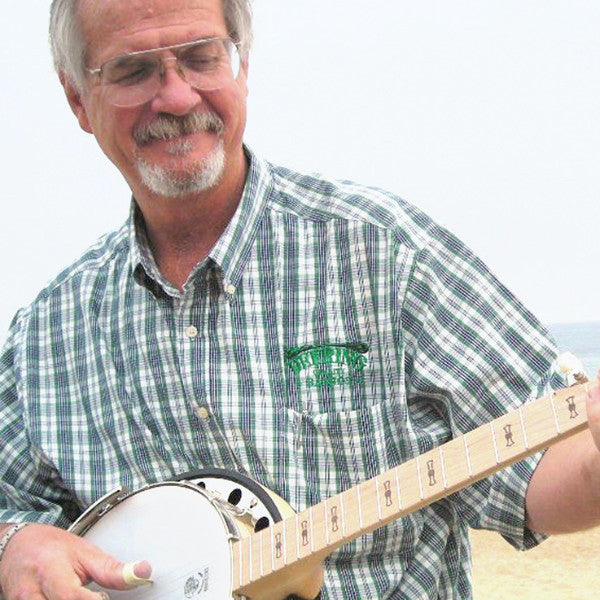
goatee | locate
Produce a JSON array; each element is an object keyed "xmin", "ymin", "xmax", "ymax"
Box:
[{"xmin": 133, "ymin": 112, "xmax": 226, "ymax": 197}]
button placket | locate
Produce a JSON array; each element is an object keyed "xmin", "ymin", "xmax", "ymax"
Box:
[{"xmin": 175, "ymin": 287, "xmax": 207, "ymax": 416}]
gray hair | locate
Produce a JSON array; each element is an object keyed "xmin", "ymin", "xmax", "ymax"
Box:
[{"xmin": 49, "ymin": 0, "xmax": 253, "ymax": 91}]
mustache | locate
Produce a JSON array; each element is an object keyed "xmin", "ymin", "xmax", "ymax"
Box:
[{"xmin": 133, "ymin": 112, "xmax": 225, "ymax": 146}]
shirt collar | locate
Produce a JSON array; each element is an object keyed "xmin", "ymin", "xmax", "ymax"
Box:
[
  {"xmin": 207, "ymin": 146, "xmax": 273, "ymax": 294},
  {"xmin": 128, "ymin": 146, "xmax": 274, "ymax": 297}
]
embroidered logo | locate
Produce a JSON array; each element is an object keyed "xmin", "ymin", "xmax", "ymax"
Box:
[{"xmin": 285, "ymin": 342, "xmax": 369, "ymax": 389}]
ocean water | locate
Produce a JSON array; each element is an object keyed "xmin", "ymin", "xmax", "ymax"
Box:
[{"xmin": 549, "ymin": 321, "xmax": 600, "ymax": 379}]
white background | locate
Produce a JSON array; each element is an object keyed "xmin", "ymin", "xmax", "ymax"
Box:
[{"xmin": 1, "ymin": 1, "xmax": 598, "ymax": 340}]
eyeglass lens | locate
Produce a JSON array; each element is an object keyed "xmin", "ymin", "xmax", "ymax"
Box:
[{"xmin": 100, "ymin": 38, "xmax": 240, "ymax": 107}]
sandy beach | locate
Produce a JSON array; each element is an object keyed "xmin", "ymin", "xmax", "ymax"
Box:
[{"xmin": 471, "ymin": 526, "xmax": 599, "ymax": 598}]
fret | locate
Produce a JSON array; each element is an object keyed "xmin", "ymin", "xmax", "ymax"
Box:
[
  {"xmin": 269, "ymin": 522, "xmax": 274, "ymax": 573},
  {"xmin": 250, "ymin": 527, "xmax": 264, "ymax": 581},
  {"xmin": 438, "ymin": 446, "xmax": 448, "ymax": 490},
  {"xmin": 415, "ymin": 456, "xmax": 424, "ymax": 500},
  {"xmin": 518, "ymin": 406, "xmax": 529, "ymax": 450},
  {"xmin": 340, "ymin": 493, "xmax": 346, "ymax": 538},
  {"xmin": 463, "ymin": 434, "xmax": 473, "ymax": 478},
  {"xmin": 295, "ymin": 514, "xmax": 300, "ymax": 559},
  {"xmin": 521, "ymin": 394, "xmax": 561, "ymax": 449},
  {"xmin": 340, "ymin": 487, "xmax": 359, "ymax": 539},
  {"xmin": 375, "ymin": 474, "xmax": 382, "ymax": 521},
  {"xmin": 490, "ymin": 422, "xmax": 499, "ymax": 465},
  {"xmin": 357, "ymin": 484, "xmax": 363, "ymax": 530},
  {"xmin": 283, "ymin": 512, "xmax": 297, "ymax": 566},
  {"xmin": 358, "ymin": 478, "xmax": 380, "ymax": 532},
  {"xmin": 465, "ymin": 425, "xmax": 497, "ymax": 476},
  {"xmin": 438, "ymin": 436, "xmax": 470, "ymax": 489},
  {"xmin": 310, "ymin": 501, "xmax": 327, "ymax": 554},
  {"xmin": 324, "ymin": 498, "xmax": 329, "ymax": 545},
  {"xmin": 550, "ymin": 392, "xmax": 561, "ymax": 434},
  {"xmin": 395, "ymin": 459, "xmax": 421, "ymax": 508},
  {"xmin": 395, "ymin": 465, "xmax": 403, "ymax": 510},
  {"xmin": 261, "ymin": 523, "xmax": 273, "ymax": 577},
  {"xmin": 324, "ymin": 498, "xmax": 330, "ymax": 545}
]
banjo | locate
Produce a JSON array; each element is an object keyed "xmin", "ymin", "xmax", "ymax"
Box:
[{"xmin": 70, "ymin": 376, "xmax": 596, "ymax": 600}]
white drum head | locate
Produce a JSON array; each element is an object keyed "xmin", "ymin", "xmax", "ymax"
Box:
[{"xmin": 81, "ymin": 483, "xmax": 233, "ymax": 600}]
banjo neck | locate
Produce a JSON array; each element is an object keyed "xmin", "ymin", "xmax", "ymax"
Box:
[{"xmin": 233, "ymin": 380, "xmax": 595, "ymax": 598}]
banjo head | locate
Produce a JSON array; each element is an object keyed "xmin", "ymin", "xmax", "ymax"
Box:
[{"xmin": 74, "ymin": 482, "xmax": 236, "ymax": 600}]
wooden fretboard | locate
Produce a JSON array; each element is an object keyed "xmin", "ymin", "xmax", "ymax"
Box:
[{"xmin": 232, "ymin": 380, "xmax": 595, "ymax": 595}]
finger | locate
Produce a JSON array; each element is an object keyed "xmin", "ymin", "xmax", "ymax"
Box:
[
  {"xmin": 81, "ymin": 549, "xmax": 153, "ymax": 591},
  {"xmin": 81, "ymin": 586, "xmax": 113, "ymax": 600},
  {"xmin": 51, "ymin": 559, "xmax": 151, "ymax": 599},
  {"xmin": 41, "ymin": 571, "xmax": 113, "ymax": 600},
  {"xmin": 122, "ymin": 561, "xmax": 153, "ymax": 587}
]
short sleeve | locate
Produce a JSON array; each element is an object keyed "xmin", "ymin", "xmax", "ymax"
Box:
[{"xmin": 400, "ymin": 226, "xmax": 563, "ymax": 549}]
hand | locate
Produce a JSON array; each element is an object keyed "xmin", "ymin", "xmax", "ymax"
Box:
[
  {"xmin": 585, "ymin": 369, "xmax": 600, "ymax": 453},
  {"xmin": 0, "ymin": 523, "xmax": 152, "ymax": 600},
  {"xmin": 524, "ymin": 370, "xmax": 600, "ymax": 534}
]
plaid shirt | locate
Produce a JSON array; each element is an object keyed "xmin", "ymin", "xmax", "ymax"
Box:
[{"xmin": 0, "ymin": 148, "xmax": 561, "ymax": 598}]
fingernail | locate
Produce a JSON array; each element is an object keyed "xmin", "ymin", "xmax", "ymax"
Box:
[
  {"xmin": 122, "ymin": 561, "xmax": 153, "ymax": 587},
  {"xmin": 98, "ymin": 593, "xmax": 111, "ymax": 600}
]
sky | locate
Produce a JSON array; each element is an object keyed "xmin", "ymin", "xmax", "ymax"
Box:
[{"xmin": 0, "ymin": 1, "xmax": 598, "ymax": 342}]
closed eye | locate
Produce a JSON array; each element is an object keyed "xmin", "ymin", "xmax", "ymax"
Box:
[
  {"xmin": 106, "ymin": 58, "xmax": 156, "ymax": 86},
  {"xmin": 181, "ymin": 50, "xmax": 222, "ymax": 72}
]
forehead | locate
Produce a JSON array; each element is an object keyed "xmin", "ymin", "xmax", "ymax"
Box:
[{"xmin": 79, "ymin": 0, "xmax": 228, "ymax": 64}]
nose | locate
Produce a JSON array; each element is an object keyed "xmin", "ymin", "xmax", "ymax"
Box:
[{"xmin": 150, "ymin": 59, "xmax": 202, "ymax": 116}]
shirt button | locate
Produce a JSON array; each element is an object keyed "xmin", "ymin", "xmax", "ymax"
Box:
[
  {"xmin": 195, "ymin": 406, "xmax": 211, "ymax": 421},
  {"xmin": 186, "ymin": 325, "xmax": 199, "ymax": 339},
  {"xmin": 225, "ymin": 283, "xmax": 236, "ymax": 295}
]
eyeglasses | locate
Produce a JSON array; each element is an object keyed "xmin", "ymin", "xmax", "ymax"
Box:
[{"xmin": 87, "ymin": 37, "xmax": 241, "ymax": 107}]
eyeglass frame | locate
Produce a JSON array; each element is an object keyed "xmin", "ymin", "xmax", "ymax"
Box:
[{"xmin": 85, "ymin": 36, "xmax": 242, "ymax": 105}]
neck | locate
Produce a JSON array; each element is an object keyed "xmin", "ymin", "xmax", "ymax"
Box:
[{"xmin": 134, "ymin": 151, "xmax": 248, "ymax": 289}]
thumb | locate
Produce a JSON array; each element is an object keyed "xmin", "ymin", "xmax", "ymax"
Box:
[
  {"xmin": 121, "ymin": 561, "xmax": 153, "ymax": 588},
  {"xmin": 82, "ymin": 552, "xmax": 153, "ymax": 591}
]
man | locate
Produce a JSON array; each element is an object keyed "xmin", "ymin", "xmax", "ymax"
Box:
[{"xmin": 0, "ymin": 0, "xmax": 599, "ymax": 598}]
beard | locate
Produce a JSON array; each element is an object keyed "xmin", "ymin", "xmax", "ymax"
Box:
[{"xmin": 133, "ymin": 112, "xmax": 226, "ymax": 197}]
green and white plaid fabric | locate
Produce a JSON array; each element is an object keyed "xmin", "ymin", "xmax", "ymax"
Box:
[{"xmin": 0, "ymin": 148, "xmax": 562, "ymax": 598}]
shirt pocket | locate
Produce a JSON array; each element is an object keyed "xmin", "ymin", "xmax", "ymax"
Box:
[{"xmin": 287, "ymin": 392, "xmax": 424, "ymax": 559}]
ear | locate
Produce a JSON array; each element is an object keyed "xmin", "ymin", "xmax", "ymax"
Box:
[
  {"xmin": 59, "ymin": 71, "xmax": 94, "ymax": 134},
  {"xmin": 238, "ymin": 55, "xmax": 250, "ymax": 97},
  {"xmin": 240, "ymin": 52, "xmax": 250, "ymax": 73}
]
